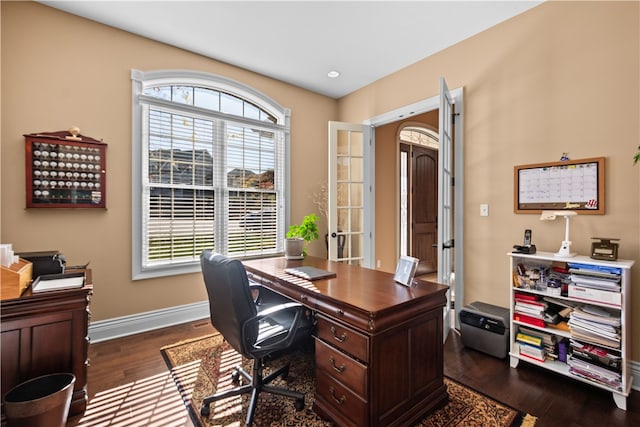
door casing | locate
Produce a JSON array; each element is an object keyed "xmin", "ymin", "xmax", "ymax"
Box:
[
  {"xmin": 364, "ymin": 86, "xmax": 464, "ymax": 333},
  {"xmin": 329, "ymin": 86, "xmax": 464, "ymax": 333}
]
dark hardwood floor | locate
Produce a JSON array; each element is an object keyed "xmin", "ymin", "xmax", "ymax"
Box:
[{"xmin": 68, "ymin": 320, "xmax": 639, "ymax": 427}]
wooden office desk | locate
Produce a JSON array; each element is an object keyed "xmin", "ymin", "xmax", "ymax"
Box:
[
  {"xmin": 0, "ymin": 271, "xmax": 92, "ymax": 424},
  {"xmin": 243, "ymin": 257, "xmax": 449, "ymax": 427}
]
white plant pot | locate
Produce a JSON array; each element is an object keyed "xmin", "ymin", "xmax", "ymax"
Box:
[{"xmin": 284, "ymin": 238, "xmax": 304, "ymax": 260}]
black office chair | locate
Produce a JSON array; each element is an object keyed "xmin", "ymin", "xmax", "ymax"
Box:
[{"xmin": 199, "ymin": 250, "xmax": 312, "ymax": 426}]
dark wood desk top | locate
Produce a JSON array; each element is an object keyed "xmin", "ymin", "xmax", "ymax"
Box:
[
  {"xmin": 0, "ymin": 270, "xmax": 93, "ymax": 317},
  {"xmin": 243, "ymin": 256, "xmax": 447, "ymax": 333}
]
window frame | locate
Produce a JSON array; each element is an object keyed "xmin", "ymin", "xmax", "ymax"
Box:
[{"xmin": 131, "ymin": 69, "xmax": 290, "ymax": 280}]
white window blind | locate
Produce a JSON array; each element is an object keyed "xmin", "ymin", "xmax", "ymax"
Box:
[{"xmin": 131, "ymin": 70, "xmax": 289, "ymax": 279}]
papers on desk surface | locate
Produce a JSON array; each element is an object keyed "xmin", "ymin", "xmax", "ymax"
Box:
[
  {"xmin": 284, "ymin": 266, "xmax": 336, "ymax": 281},
  {"xmin": 32, "ymin": 272, "xmax": 85, "ymax": 293}
]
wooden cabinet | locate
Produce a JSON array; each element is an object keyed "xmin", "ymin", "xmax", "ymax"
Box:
[
  {"xmin": 508, "ymin": 252, "xmax": 633, "ymax": 410},
  {"xmin": 244, "ymin": 256, "xmax": 449, "ymax": 426},
  {"xmin": 25, "ymin": 131, "xmax": 107, "ymax": 208},
  {"xmin": 1, "ymin": 279, "xmax": 92, "ymax": 424}
]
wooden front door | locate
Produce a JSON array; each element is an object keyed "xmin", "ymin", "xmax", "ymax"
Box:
[{"xmin": 412, "ymin": 145, "xmax": 438, "ymax": 275}]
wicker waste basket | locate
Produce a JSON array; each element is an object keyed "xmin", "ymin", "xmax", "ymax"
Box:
[{"xmin": 3, "ymin": 373, "xmax": 75, "ymax": 427}]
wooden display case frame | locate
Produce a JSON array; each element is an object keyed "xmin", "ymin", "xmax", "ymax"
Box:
[{"xmin": 25, "ymin": 131, "xmax": 107, "ymax": 208}]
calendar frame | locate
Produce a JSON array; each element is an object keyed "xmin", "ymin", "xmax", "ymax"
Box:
[{"xmin": 514, "ymin": 157, "xmax": 605, "ymax": 215}]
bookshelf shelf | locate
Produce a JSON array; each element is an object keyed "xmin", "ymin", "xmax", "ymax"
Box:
[
  {"xmin": 512, "ymin": 320, "xmax": 572, "ymax": 340},
  {"xmin": 508, "ymin": 252, "xmax": 634, "ymax": 410},
  {"xmin": 511, "ymin": 285, "xmax": 623, "ymax": 311},
  {"xmin": 509, "ymin": 352, "xmax": 630, "ymax": 396}
]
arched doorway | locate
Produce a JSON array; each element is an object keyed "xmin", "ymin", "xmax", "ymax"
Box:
[{"xmin": 399, "ymin": 124, "xmax": 439, "ymax": 277}]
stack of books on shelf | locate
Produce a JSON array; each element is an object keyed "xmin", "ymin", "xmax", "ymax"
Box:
[
  {"xmin": 568, "ymin": 306, "xmax": 621, "ymax": 349},
  {"xmin": 513, "ymin": 292, "xmax": 546, "ymax": 327},
  {"xmin": 513, "ymin": 292, "xmax": 573, "ymax": 329},
  {"xmin": 569, "ymin": 339, "xmax": 622, "ymax": 391},
  {"xmin": 567, "ymin": 262, "xmax": 622, "ymax": 307},
  {"xmin": 516, "ymin": 328, "xmax": 546, "ymax": 362},
  {"xmin": 517, "ymin": 325, "xmax": 558, "ymax": 362}
]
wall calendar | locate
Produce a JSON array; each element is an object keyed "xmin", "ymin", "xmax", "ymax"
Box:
[{"xmin": 514, "ymin": 157, "xmax": 605, "ymax": 215}]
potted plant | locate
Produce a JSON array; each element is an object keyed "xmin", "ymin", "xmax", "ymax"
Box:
[{"xmin": 284, "ymin": 213, "xmax": 319, "ymax": 259}]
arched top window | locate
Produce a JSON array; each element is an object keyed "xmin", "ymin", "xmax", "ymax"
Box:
[
  {"xmin": 399, "ymin": 125, "xmax": 439, "ymax": 150},
  {"xmin": 143, "ymin": 85, "xmax": 278, "ymax": 123},
  {"xmin": 131, "ymin": 69, "xmax": 290, "ymax": 280}
]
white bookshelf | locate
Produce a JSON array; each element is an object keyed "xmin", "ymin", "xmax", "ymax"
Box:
[{"xmin": 508, "ymin": 251, "xmax": 634, "ymax": 410}]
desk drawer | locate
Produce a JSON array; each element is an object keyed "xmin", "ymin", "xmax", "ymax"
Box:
[
  {"xmin": 316, "ymin": 369, "xmax": 367, "ymax": 427},
  {"xmin": 317, "ymin": 315, "xmax": 369, "ymax": 363},
  {"xmin": 315, "ymin": 338, "xmax": 367, "ymax": 397}
]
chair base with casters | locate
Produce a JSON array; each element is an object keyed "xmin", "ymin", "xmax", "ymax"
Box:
[{"xmin": 199, "ymin": 354, "xmax": 305, "ymax": 426}]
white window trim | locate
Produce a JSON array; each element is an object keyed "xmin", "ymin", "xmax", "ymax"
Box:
[{"xmin": 131, "ymin": 69, "xmax": 291, "ymax": 280}]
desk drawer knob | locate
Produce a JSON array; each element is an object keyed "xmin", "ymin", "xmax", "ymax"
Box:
[
  {"xmin": 329, "ymin": 356, "xmax": 346, "ymax": 373},
  {"xmin": 300, "ymin": 295, "xmax": 308, "ymax": 302},
  {"xmin": 329, "ymin": 386, "xmax": 346, "ymax": 405},
  {"xmin": 330, "ymin": 326, "xmax": 348, "ymax": 343}
]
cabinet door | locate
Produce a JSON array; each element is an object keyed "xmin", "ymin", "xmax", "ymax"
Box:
[
  {"xmin": 30, "ymin": 317, "xmax": 74, "ymax": 377},
  {"xmin": 1, "ymin": 329, "xmax": 21, "ymax": 398},
  {"xmin": 1, "ymin": 312, "xmax": 74, "ymax": 391},
  {"xmin": 373, "ymin": 307, "xmax": 445, "ymax": 425}
]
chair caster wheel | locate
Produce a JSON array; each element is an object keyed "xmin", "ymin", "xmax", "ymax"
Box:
[
  {"xmin": 231, "ymin": 370, "xmax": 240, "ymax": 383},
  {"xmin": 200, "ymin": 405, "xmax": 210, "ymax": 416},
  {"xmin": 294, "ymin": 398, "xmax": 304, "ymax": 411}
]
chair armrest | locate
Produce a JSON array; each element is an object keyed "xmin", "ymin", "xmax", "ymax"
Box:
[
  {"xmin": 242, "ymin": 302, "xmax": 308, "ymax": 353},
  {"xmin": 255, "ymin": 301, "xmax": 304, "ymax": 318}
]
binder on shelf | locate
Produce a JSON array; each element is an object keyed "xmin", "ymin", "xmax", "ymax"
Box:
[
  {"xmin": 513, "ymin": 312, "xmax": 545, "ymax": 328},
  {"xmin": 516, "ymin": 332, "xmax": 543, "ymax": 347},
  {"xmin": 517, "ymin": 342, "xmax": 546, "ymax": 362}
]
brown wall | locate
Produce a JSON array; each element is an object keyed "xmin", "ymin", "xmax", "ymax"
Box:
[
  {"xmin": 1, "ymin": 2, "xmax": 337, "ymax": 321},
  {"xmin": 339, "ymin": 1, "xmax": 639, "ymax": 358}
]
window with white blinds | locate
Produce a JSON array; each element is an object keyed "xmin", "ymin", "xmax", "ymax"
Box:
[{"xmin": 131, "ymin": 70, "xmax": 289, "ymax": 279}]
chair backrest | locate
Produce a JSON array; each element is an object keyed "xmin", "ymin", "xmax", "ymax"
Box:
[{"xmin": 200, "ymin": 250, "xmax": 258, "ymax": 356}]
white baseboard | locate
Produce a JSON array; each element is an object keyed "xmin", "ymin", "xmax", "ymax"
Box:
[
  {"xmin": 88, "ymin": 301, "xmax": 640, "ymax": 393},
  {"xmin": 88, "ymin": 300, "xmax": 209, "ymax": 343},
  {"xmin": 632, "ymin": 360, "xmax": 640, "ymax": 392}
]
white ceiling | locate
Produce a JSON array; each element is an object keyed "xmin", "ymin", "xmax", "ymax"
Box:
[{"xmin": 40, "ymin": 1, "xmax": 542, "ymax": 98}]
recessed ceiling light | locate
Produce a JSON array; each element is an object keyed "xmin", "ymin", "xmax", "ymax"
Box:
[{"xmin": 327, "ymin": 70, "xmax": 340, "ymax": 78}]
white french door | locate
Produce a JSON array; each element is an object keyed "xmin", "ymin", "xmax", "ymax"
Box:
[
  {"xmin": 438, "ymin": 77, "xmax": 455, "ymax": 341},
  {"xmin": 327, "ymin": 122, "xmax": 373, "ymax": 267}
]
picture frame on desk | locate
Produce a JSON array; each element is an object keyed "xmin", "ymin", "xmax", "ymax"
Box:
[{"xmin": 394, "ymin": 255, "xmax": 419, "ymax": 286}]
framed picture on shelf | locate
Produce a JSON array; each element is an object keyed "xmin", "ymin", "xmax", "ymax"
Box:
[{"xmin": 394, "ymin": 255, "xmax": 419, "ymax": 286}]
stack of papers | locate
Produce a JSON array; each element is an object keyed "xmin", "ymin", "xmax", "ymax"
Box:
[
  {"xmin": 568, "ymin": 263, "xmax": 621, "ymax": 292},
  {"xmin": 32, "ymin": 272, "xmax": 85, "ymax": 293},
  {"xmin": 569, "ymin": 356, "xmax": 622, "ymax": 390},
  {"xmin": 568, "ymin": 306, "xmax": 620, "ymax": 349}
]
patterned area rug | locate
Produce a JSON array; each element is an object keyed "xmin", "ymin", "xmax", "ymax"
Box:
[{"xmin": 161, "ymin": 334, "xmax": 536, "ymax": 427}]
